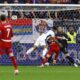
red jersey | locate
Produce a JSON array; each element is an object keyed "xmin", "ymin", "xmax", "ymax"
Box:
[
  {"xmin": 46, "ymin": 36, "xmax": 60, "ymax": 60},
  {"xmin": 0, "ymin": 22, "xmax": 13, "ymax": 48},
  {"xmin": 46, "ymin": 36, "xmax": 58, "ymax": 46},
  {"xmin": 47, "ymin": 37, "xmax": 60, "ymax": 56}
]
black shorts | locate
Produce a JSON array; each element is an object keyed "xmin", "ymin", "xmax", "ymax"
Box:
[{"xmin": 60, "ymin": 47, "xmax": 68, "ymax": 54}]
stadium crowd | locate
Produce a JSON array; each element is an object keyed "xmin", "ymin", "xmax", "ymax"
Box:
[
  {"xmin": 6, "ymin": 9, "xmax": 80, "ymax": 20},
  {"xmin": 0, "ymin": 0, "xmax": 80, "ymax": 4}
]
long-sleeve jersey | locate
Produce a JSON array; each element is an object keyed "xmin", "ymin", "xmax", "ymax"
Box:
[
  {"xmin": 0, "ymin": 22, "xmax": 13, "ymax": 48},
  {"xmin": 56, "ymin": 32, "xmax": 71, "ymax": 47}
]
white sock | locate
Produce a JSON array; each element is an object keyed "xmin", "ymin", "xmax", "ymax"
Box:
[
  {"xmin": 41, "ymin": 48, "xmax": 47, "ymax": 59},
  {"xmin": 26, "ymin": 47, "xmax": 34, "ymax": 55}
]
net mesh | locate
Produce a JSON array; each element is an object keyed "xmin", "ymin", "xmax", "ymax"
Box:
[{"xmin": 0, "ymin": 5, "xmax": 80, "ymax": 65}]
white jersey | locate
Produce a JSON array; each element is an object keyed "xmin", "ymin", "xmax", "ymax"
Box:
[
  {"xmin": 45, "ymin": 30, "xmax": 55, "ymax": 37},
  {"xmin": 34, "ymin": 30, "xmax": 55, "ymax": 47}
]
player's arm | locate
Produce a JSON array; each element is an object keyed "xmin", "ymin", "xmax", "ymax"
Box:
[
  {"xmin": 55, "ymin": 36, "xmax": 62, "ymax": 39},
  {"xmin": 64, "ymin": 33, "xmax": 71, "ymax": 41},
  {"xmin": 56, "ymin": 34, "xmax": 71, "ymax": 41},
  {"xmin": 53, "ymin": 52, "xmax": 59, "ymax": 64},
  {"xmin": 55, "ymin": 35, "xmax": 66, "ymax": 40}
]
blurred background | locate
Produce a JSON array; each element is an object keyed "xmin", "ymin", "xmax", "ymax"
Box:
[{"xmin": 0, "ymin": 0, "xmax": 80, "ymax": 4}]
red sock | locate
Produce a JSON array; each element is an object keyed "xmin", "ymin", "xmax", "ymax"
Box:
[
  {"xmin": 42, "ymin": 57, "xmax": 49, "ymax": 65},
  {"xmin": 10, "ymin": 56, "xmax": 18, "ymax": 70},
  {"xmin": 54, "ymin": 52, "xmax": 59, "ymax": 60}
]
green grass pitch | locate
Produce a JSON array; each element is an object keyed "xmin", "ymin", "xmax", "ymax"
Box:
[{"xmin": 0, "ymin": 66, "xmax": 80, "ymax": 80}]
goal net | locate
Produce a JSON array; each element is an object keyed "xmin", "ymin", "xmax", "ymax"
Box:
[{"xmin": 0, "ymin": 5, "xmax": 80, "ymax": 65}]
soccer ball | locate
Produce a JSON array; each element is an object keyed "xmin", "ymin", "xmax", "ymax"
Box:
[{"xmin": 11, "ymin": 15, "xmax": 17, "ymax": 20}]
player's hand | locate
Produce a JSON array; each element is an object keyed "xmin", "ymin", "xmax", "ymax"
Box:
[
  {"xmin": 57, "ymin": 36, "xmax": 67, "ymax": 40},
  {"xmin": 62, "ymin": 36, "xmax": 66, "ymax": 39},
  {"xmin": 62, "ymin": 37, "xmax": 68, "ymax": 40}
]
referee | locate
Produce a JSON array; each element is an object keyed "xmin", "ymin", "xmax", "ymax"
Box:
[{"xmin": 56, "ymin": 26, "xmax": 78, "ymax": 67}]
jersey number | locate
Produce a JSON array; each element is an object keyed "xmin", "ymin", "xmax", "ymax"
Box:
[{"xmin": 6, "ymin": 28, "xmax": 10, "ymax": 38}]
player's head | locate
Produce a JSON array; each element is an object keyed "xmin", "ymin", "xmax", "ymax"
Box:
[
  {"xmin": 38, "ymin": 20, "xmax": 47, "ymax": 33},
  {"xmin": 57, "ymin": 26, "xmax": 63, "ymax": 33},
  {"xmin": 0, "ymin": 14, "xmax": 6, "ymax": 22}
]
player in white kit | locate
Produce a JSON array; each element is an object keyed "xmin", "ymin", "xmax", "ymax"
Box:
[{"xmin": 26, "ymin": 26, "xmax": 57, "ymax": 60}]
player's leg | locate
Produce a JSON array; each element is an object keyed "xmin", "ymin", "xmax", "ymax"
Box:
[
  {"xmin": 26, "ymin": 45, "xmax": 37, "ymax": 55},
  {"xmin": 41, "ymin": 46, "xmax": 48, "ymax": 59},
  {"xmin": 7, "ymin": 48, "xmax": 19, "ymax": 74},
  {"xmin": 9, "ymin": 53, "xmax": 19, "ymax": 74},
  {"xmin": 26, "ymin": 39, "xmax": 39, "ymax": 55},
  {"xmin": 53, "ymin": 47, "xmax": 60, "ymax": 64},
  {"xmin": 0, "ymin": 52, "xmax": 2, "ymax": 58},
  {"xmin": 53, "ymin": 52, "xmax": 59, "ymax": 64},
  {"xmin": 62, "ymin": 48, "xmax": 78, "ymax": 67},
  {"xmin": 42, "ymin": 48, "xmax": 50, "ymax": 66},
  {"xmin": 0, "ymin": 48, "xmax": 3, "ymax": 58},
  {"xmin": 40, "ymin": 54, "xmax": 51, "ymax": 67},
  {"xmin": 48, "ymin": 56, "xmax": 53, "ymax": 64},
  {"xmin": 40, "ymin": 48, "xmax": 52, "ymax": 67},
  {"xmin": 65, "ymin": 53, "xmax": 78, "ymax": 67},
  {"xmin": 41, "ymin": 43, "xmax": 50, "ymax": 66},
  {"xmin": 0, "ymin": 42, "xmax": 3, "ymax": 58}
]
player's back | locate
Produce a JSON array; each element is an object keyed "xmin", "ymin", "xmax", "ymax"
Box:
[
  {"xmin": 1, "ymin": 23, "xmax": 13, "ymax": 48},
  {"xmin": 1, "ymin": 23, "xmax": 13, "ymax": 41}
]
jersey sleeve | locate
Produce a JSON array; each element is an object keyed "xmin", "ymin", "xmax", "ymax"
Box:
[
  {"xmin": 49, "ymin": 30, "xmax": 55, "ymax": 37},
  {"xmin": 64, "ymin": 33, "xmax": 71, "ymax": 41}
]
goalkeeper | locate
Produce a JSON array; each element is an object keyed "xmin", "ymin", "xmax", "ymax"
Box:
[{"xmin": 56, "ymin": 26, "xmax": 78, "ymax": 67}]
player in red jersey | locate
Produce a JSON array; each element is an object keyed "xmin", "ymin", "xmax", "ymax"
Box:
[
  {"xmin": 0, "ymin": 14, "xmax": 19, "ymax": 74},
  {"xmin": 40, "ymin": 35, "xmax": 61, "ymax": 67}
]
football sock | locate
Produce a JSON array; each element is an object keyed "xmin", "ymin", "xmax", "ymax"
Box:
[
  {"xmin": 26, "ymin": 47, "xmax": 34, "ymax": 55},
  {"xmin": 42, "ymin": 56, "xmax": 49, "ymax": 65},
  {"xmin": 54, "ymin": 53, "xmax": 59, "ymax": 60},
  {"xmin": 42, "ymin": 48, "xmax": 47, "ymax": 59},
  {"xmin": 10, "ymin": 56, "xmax": 18, "ymax": 70}
]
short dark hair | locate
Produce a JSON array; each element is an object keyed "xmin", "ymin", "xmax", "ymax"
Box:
[
  {"xmin": 52, "ymin": 26, "xmax": 57, "ymax": 30},
  {"xmin": 0, "ymin": 14, "xmax": 6, "ymax": 21}
]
